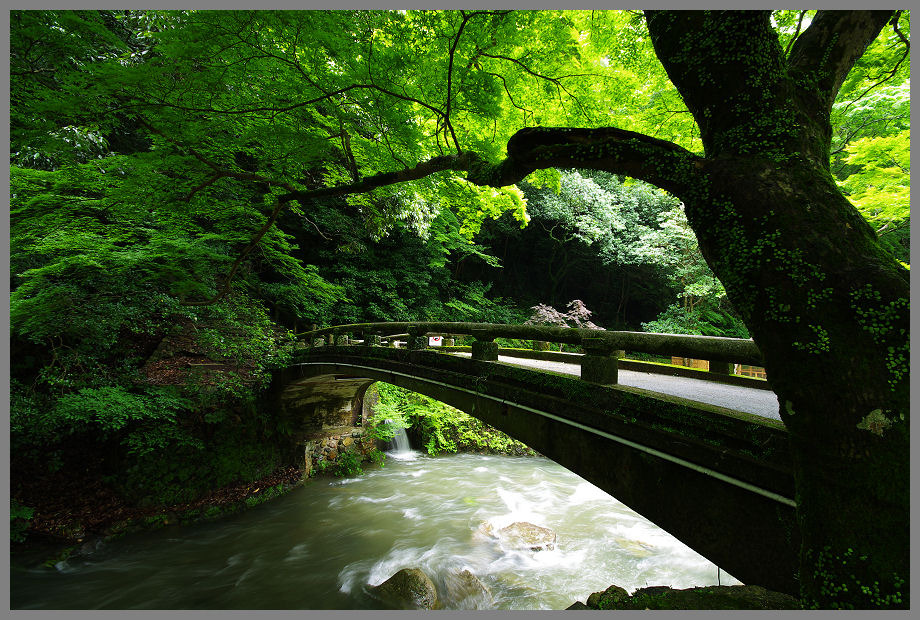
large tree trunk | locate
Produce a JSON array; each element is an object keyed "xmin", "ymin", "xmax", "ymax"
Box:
[
  {"xmin": 644, "ymin": 10, "xmax": 909, "ymax": 608},
  {"xmin": 689, "ymin": 156, "xmax": 909, "ymax": 609}
]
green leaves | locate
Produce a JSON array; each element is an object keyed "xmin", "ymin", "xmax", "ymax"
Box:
[{"xmin": 838, "ymin": 130, "xmax": 910, "ymax": 225}]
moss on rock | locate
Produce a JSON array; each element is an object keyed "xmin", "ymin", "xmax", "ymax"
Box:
[{"xmin": 571, "ymin": 583, "xmax": 800, "ymax": 610}]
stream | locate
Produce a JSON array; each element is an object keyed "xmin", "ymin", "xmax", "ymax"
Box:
[{"xmin": 11, "ymin": 440, "xmax": 740, "ymax": 609}]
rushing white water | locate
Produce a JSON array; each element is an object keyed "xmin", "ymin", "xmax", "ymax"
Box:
[
  {"xmin": 11, "ymin": 451, "xmax": 740, "ymax": 610},
  {"xmin": 384, "ymin": 424, "xmax": 413, "ymax": 457}
]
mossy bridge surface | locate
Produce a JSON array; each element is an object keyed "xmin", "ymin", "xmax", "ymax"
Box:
[{"xmin": 266, "ymin": 322, "xmax": 798, "ymax": 596}]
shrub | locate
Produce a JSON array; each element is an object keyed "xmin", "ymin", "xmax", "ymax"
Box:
[{"xmin": 10, "ymin": 500, "xmax": 34, "ymax": 542}]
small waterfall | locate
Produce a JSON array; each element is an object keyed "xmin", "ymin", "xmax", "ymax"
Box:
[
  {"xmin": 384, "ymin": 422, "xmax": 413, "ymax": 456},
  {"xmin": 387, "ymin": 426, "xmax": 413, "ymax": 454}
]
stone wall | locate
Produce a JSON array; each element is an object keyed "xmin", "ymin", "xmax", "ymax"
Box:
[{"xmin": 303, "ymin": 428, "xmax": 377, "ymax": 476}]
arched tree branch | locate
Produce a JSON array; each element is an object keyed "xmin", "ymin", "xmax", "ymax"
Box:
[{"xmin": 279, "ymin": 125, "xmax": 702, "ymax": 203}]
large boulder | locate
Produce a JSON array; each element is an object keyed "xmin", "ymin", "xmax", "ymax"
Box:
[
  {"xmin": 569, "ymin": 584, "xmax": 800, "ymax": 610},
  {"xmin": 443, "ymin": 569, "xmax": 492, "ymax": 609},
  {"xmin": 369, "ymin": 567, "xmax": 439, "ymax": 610}
]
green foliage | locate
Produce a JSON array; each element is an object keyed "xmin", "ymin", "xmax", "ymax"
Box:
[
  {"xmin": 334, "ymin": 451, "xmax": 365, "ymax": 478},
  {"xmin": 374, "ymin": 382, "xmax": 535, "ymax": 456},
  {"xmin": 836, "ymin": 129, "xmax": 910, "ymax": 262},
  {"xmin": 364, "ymin": 384, "xmax": 411, "ymax": 443},
  {"xmin": 636, "ymin": 202, "xmax": 748, "ymax": 337},
  {"xmin": 244, "ymin": 484, "xmax": 285, "ymax": 508},
  {"xmin": 641, "ymin": 302, "xmax": 750, "ymax": 338},
  {"xmin": 10, "ymin": 500, "xmax": 35, "ymax": 543},
  {"xmin": 803, "ymin": 546, "xmax": 906, "ymax": 609},
  {"xmin": 830, "ymin": 12, "xmax": 910, "ymax": 263},
  {"xmin": 312, "ymin": 450, "xmax": 366, "ymax": 478},
  {"xmin": 114, "ymin": 424, "xmax": 289, "ymax": 506},
  {"xmin": 523, "ymin": 170, "xmax": 679, "ymax": 267},
  {"xmin": 367, "ymin": 448, "xmax": 387, "ymax": 468}
]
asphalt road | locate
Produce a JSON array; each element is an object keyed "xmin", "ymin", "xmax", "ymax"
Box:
[{"xmin": 450, "ymin": 352, "xmax": 782, "ymax": 421}]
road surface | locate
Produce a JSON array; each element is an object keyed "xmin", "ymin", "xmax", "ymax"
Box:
[{"xmin": 449, "ymin": 352, "xmax": 782, "ymax": 421}]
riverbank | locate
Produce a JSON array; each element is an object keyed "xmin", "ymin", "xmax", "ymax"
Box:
[
  {"xmin": 10, "ymin": 460, "xmax": 305, "ymax": 563},
  {"xmin": 10, "ymin": 398, "xmax": 525, "ymax": 562}
]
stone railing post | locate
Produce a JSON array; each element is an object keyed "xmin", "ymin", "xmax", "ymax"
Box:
[
  {"xmin": 325, "ymin": 333, "xmax": 335, "ymax": 346},
  {"xmin": 532, "ymin": 340, "xmax": 551, "ymax": 351},
  {"xmin": 471, "ymin": 329, "xmax": 499, "ymax": 361},
  {"xmin": 580, "ymin": 336, "xmax": 619, "ymax": 385},
  {"xmin": 407, "ymin": 326, "xmax": 428, "ymax": 351},
  {"xmin": 709, "ymin": 360, "xmax": 733, "ymax": 375}
]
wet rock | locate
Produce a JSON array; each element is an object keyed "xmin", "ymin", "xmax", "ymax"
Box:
[
  {"xmin": 342, "ymin": 436, "xmax": 354, "ymax": 447},
  {"xmin": 574, "ymin": 584, "xmax": 800, "ymax": 610},
  {"xmin": 369, "ymin": 567, "xmax": 439, "ymax": 610},
  {"xmin": 79, "ymin": 539, "xmax": 102, "ymax": 555},
  {"xmin": 443, "ymin": 569, "xmax": 492, "ymax": 609},
  {"xmin": 614, "ymin": 536, "xmax": 655, "ymax": 557},
  {"xmin": 587, "ymin": 584, "xmax": 629, "ymax": 608},
  {"xmin": 496, "ymin": 522, "xmax": 556, "ymax": 551}
]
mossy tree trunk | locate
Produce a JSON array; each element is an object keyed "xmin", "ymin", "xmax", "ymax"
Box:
[{"xmin": 642, "ymin": 11, "xmax": 908, "ymax": 608}]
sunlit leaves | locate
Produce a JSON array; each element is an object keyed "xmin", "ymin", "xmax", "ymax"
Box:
[
  {"xmin": 829, "ymin": 12, "xmax": 910, "ymax": 260},
  {"xmin": 838, "ymin": 129, "xmax": 910, "ymax": 228}
]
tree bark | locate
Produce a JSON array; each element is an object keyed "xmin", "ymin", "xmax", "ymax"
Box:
[{"xmin": 641, "ymin": 10, "xmax": 908, "ymax": 608}]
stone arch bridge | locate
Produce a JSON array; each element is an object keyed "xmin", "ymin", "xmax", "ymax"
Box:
[{"xmin": 265, "ymin": 322, "xmax": 798, "ymax": 595}]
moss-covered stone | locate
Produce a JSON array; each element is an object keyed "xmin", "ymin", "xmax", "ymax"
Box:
[
  {"xmin": 369, "ymin": 567, "xmax": 440, "ymax": 610},
  {"xmin": 573, "ymin": 584, "xmax": 800, "ymax": 610}
]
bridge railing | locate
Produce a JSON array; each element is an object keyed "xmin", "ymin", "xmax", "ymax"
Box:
[{"xmin": 296, "ymin": 322, "xmax": 764, "ymax": 386}]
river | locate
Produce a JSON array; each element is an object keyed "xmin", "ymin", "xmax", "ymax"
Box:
[{"xmin": 11, "ymin": 442, "xmax": 740, "ymax": 609}]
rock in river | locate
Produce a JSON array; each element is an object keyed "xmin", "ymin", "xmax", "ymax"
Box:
[
  {"xmin": 443, "ymin": 569, "xmax": 492, "ymax": 609},
  {"xmin": 480, "ymin": 521, "xmax": 556, "ymax": 551},
  {"xmin": 369, "ymin": 567, "xmax": 439, "ymax": 610}
]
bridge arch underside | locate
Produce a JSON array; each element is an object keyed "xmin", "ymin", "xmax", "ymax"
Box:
[{"xmin": 268, "ymin": 348, "xmax": 800, "ymax": 596}]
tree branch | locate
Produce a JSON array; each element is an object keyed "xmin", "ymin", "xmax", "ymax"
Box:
[
  {"xmin": 130, "ymin": 82, "xmax": 447, "ymax": 125},
  {"xmin": 784, "ymin": 10, "xmax": 809, "ymax": 57},
  {"xmin": 154, "ymin": 121, "xmax": 700, "ymax": 302},
  {"xmin": 279, "ymin": 126, "xmax": 703, "ymax": 203},
  {"xmin": 278, "ymin": 153, "xmax": 473, "ymax": 203},
  {"xmin": 182, "ymin": 197, "xmax": 290, "ymax": 306},
  {"xmin": 787, "ymin": 10, "xmax": 894, "ymax": 112},
  {"xmin": 445, "ymin": 11, "xmax": 475, "ymax": 154},
  {"xmin": 838, "ymin": 11, "xmax": 910, "ymax": 115},
  {"xmin": 476, "ymin": 51, "xmax": 601, "ymax": 119}
]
